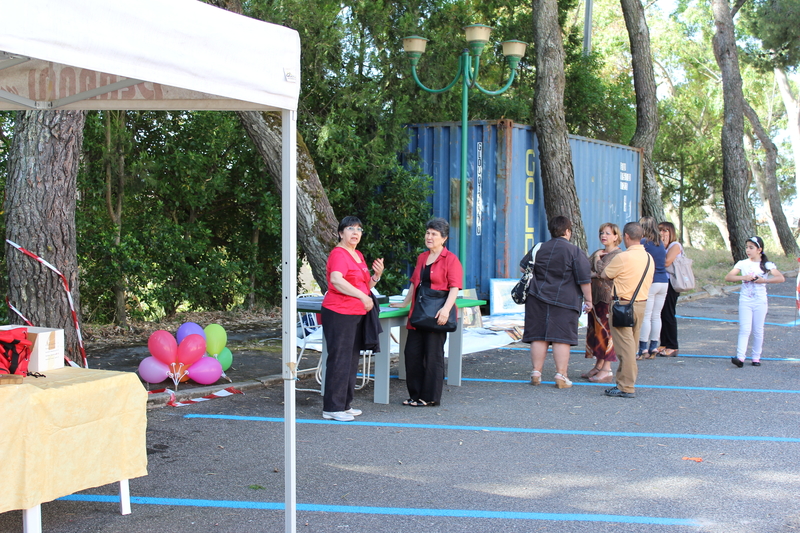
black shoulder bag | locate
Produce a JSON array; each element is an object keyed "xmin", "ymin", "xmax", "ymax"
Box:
[
  {"xmin": 611, "ymin": 255, "xmax": 650, "ymax": 328},
  {"xmin": 511, "ymin": 242, "xmax": 541, "ymax": 305},
  {"xmin": 410, "ymin": 285, "xmax": 457, "ymax": 333}
]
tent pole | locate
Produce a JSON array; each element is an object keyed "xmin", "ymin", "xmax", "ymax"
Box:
[{"xmin": 281, "ymin": 108, "xmax": 298, "ymax": 533}]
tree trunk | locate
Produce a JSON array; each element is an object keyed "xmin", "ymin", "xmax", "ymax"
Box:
[
  {"xmin": 702, "ymin": 201, "xmax": 731, "ymax": 248},
  {"xmin": 104, "ymin": 111, "xmax": 128, "ymax": 327},
  {"xmin": 237, "ymin": 111, "xmax": 338, "ymax": 292},
  {"xmin": 248, "ymin": 226, "xmax": 259, "ymax": 309},
  {"xmin": 711, "ymin": 0, "xmax": 756, "ymax": 261},
  {"xmin": 5, "ymin": 110, "xmax": 86, "ymax": 364},
  {"xmin": 619, "ymin": 0, "xmax": 664, "ymax": 223},
  {"xmin": 774, "ymin": 67, "xmax": 800, "ymax": 211},
  {"xmin": 532, "ymin": 0, "xmax": 587, "ymax": 250},
  {"xmin": 745, "ymin": 132, "xmax": 780, "ymax": 244},
  {"xmin": 743, "ymin": 102, "xmax": 800, "ymax": 256}
]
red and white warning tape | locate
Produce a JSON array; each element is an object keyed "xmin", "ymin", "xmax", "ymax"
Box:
[
  {"xmin": 5, "ymin": 239, "xmax": 87, "ymax": 368},
  {"xmin": 148, "ymin": 386, "xmax": 244, "ymax": 407},
  {"xmin": 4, "ymin": 298, "xmax": 32, "ymax": 327}
]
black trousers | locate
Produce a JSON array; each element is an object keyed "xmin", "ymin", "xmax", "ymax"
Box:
[
  {"xmin": 320, "ymin": 307, "xmax": 364, "ymax": 412},
  {"xmin": 660, "ymin": 282, "xmax": 679, "ymax": 349},
  {"xmin": 404, "ymin": 328, "xmax": 447, "ymax": 404}
]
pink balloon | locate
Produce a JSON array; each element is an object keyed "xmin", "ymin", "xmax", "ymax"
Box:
[
  {"xmin": 176, "ymin": 333, "xmax": 206, "ymax": 366},
  {"xmin": 187, "ymin": 356, "xmax": 222, "ymax": 385},
  {"xmin": 138, "ymin": 356, "xmax": 170, "ymax": 383},
  {"xmin": 148, "ymin": 330, "xmax": 178, "ymax": 365},
  {"xmin": 176, "ymin": 322, "xmax": 206, "ymax": 344}
]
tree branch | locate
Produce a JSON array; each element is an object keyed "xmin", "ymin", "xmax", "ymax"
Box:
[{"xmin": 730, "ymin": 0, "xmax": 747, "ymax": 18}]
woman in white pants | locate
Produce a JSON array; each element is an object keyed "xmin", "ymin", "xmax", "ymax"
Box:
[
  {"xmin": 724, "ymin": 236, "xmax": 784, "ymax": 367},
  {"xmin": 637, "ymin": 216, "xmax": 669, "ymax": 359}
]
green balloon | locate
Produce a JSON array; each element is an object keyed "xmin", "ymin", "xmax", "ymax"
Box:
[
  {"xmin": 204, "ymin": 323, "xmax": 227, "ymax": 355},
  {"xmin": 216, "ymin": 347, "xmax": 233, "ymax": 371}
]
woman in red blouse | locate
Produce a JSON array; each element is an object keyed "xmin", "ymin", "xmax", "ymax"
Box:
[
  {"xmin": 391, "ymin": 218, "xmax": 463, "ymax": 407},
  {"xmin": 320, "ymin": 216, "xmax": 384, "ymax": 422}
]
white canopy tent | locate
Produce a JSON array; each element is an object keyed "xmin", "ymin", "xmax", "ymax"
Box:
[{"xmin": 0, "ymin": 0, "xmax": 302, "ymax": 531}]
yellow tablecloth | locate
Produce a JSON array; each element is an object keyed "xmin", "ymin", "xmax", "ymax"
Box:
[{"xmin": 0, "ymin": 367, "xmax": 148, "ymax": 513}]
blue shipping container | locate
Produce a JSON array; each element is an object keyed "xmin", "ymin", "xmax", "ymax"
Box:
[{"xmin": 401, "ymin": 119, "xmax": 643, "ymax": 301}]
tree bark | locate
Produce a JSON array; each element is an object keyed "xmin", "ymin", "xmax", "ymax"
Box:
[
  {"xmin": 745, "ymin": 132, "xmax": 780, "ymax": 244},
  {"xmin": 5, "ymin": 110, "xmax": 86, "ymax": 364},
  {"xmin": 774, "ymin": 67, "xmax": 800, "ymax": 208},
  {"xmin": 237, "ymin": 111, "xmax": 338, "ymax": 292},
  {"xmin": 743, "ymin": 102, "xmax": 800, "ymax": 256},
  {"xmin": 711, "ymin": 0, "xmax": 756, "ymax": 261},
  {"xmin": 104, "ymin": 111, "xmax": 128, "ymax": 327},
  {"xmin": 532, "ymin": 0, "xmax": 587, "ymax": 250},
  {"xmin": 702, "ymin": 201, "xmax": 731, "ymax": 248},
  {"xmin": 619, "ymin": 0, "xmax": 664, "ymax": 222}
]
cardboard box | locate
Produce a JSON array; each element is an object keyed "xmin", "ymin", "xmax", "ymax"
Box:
[{"xmin": 0, "ymin": 326, "xmax": 65, "ymax": 372}]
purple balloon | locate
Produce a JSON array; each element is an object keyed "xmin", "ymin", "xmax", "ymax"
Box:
[
  {"xmin": 176, "ymin": 322, "xmax": 206, "ymax": 344},
  {"xmin": 138, "ymin": 356, "xmax": 170, "ymax": 384},
  {"xmin": 187, "ymin": 356, "xmax": 223, "ymax": 385}
]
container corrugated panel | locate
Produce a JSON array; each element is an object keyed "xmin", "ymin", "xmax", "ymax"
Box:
[{"xmin": 402, "ymin": 120, "xmax": 642, "ymax": 300}]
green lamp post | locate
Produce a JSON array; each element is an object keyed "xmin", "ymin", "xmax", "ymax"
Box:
[{"xmin": 403, "ymin": 25, "xmax": 527, "ymax": 287}]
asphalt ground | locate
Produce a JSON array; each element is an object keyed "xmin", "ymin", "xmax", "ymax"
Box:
[{"xmin": 2, "ymin": 277, "xmax": 800, "ymax": 533}]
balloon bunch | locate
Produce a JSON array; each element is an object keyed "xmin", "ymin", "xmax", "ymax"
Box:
[{"xmin": 137, "ymin": 322, "xmax": 232, "ymax": 389}]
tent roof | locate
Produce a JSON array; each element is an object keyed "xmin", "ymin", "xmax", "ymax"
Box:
[{"xmin": 0, "ymin": 0, "xmax": 300, "ymax": 111}]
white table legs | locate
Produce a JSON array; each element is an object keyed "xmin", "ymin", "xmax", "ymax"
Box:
[
  {"xmin": 119, "ymin": 479, "xmax": 131, "ymax": 515},
  {"xmin": 22, "ymin": 505, "xmax": 40, "ymax": 533},
  {"xmin": 21, "ymin": 479, "xmax": 131, "ymax": 533}
]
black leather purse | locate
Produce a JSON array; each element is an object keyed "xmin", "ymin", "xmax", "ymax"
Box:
[
  {"xmin": 611, "ymin": 255, "xmax": 650, "ymax": 328},
  {"xmin": 409, "ymin": 285, "xmax": 457, "ymax": 332}
]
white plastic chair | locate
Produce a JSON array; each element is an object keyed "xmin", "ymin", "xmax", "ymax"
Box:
[
  {"xmin": 297, "ymin": 293, "xmax": 374, "ymax": 392},
  {"xmin": 296, "ymin": 293, "xmax": 324, "ymax": 392}
]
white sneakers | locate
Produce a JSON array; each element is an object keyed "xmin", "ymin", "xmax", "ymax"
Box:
[{"xmin": 322, "ymin": 408, "xmax": 362, "ymax": 422}]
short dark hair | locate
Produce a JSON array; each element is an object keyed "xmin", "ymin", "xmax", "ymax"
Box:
[
  {"xmin": 548, "ymin": 216, "xmax": 572, "ymax": 238},
  {"xmin": 426, "ymin": 217, "xmax": 450, "ymax": 238},
  {"xmin": 337, "ymin": 216, "xmax": 363, "ymax": 241},
  {"xmin": 623, "ymin": 221, "xmax": 643, "ymax": 241}
]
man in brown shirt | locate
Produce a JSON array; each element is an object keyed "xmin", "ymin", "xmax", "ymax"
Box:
[{"xmin": 601, "ymin": 222, "xmax": 654, "ymax": 398}]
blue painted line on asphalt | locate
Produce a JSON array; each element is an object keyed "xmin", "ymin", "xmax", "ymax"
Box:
[
  {"xmin": 457, "ymin": 377, "xmax": 800, "ymax": 393},
  {"xmin": 499, "ymin": 346, "xmax": 800, "ymax": 361},
  {"xmin": 184, "ymin": 414, "xmax": 800, "ymax": 442},
  {"xmin": 674, "ymin": 314, "xmax": 794, "ymax": 327},
  {"xmin": 58, "ymin": 494, "xmax": 700, "ymax": 526}
]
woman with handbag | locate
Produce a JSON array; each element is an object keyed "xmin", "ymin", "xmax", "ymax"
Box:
[
  {"xmin": 391, "ymin": 218, "xmax": 462, "ymax": 407},
  {"xmin": 581, "ymin": 223, "xmax": 623, "ymax": 383},
  {"xmin": 656, "ymin": 221, "xmax": 682, "ymax": 357},
  {"xmin": 523, "ymin": 216, "xmax": 592, "ymax": 389},
  {"xmin": 637, "ymin": 216, "xmax": 669, "ymax": 359},
  {"xmin": 320, "ymin": 216, "xmax": 384, "ymax": 422}
]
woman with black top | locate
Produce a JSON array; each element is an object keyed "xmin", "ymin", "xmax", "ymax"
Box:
[{"xmin": 391, "ymin": 218, "xmax": 463, "ymax": 407}]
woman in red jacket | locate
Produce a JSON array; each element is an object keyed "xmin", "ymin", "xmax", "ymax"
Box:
[{"xmin": 391, "ymin": 218, "xmax": 463, "ymax": 407}]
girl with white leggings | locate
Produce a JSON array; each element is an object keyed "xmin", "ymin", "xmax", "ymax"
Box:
[
  {"xmin": 724, "ymin": 236, "xmax": 784, "ymax": 367},
  {"xmin": 637, "ymin": 216, "xmax": 669, "ymax": 359}
]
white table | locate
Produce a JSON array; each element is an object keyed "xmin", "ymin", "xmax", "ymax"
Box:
[
  {"xmin": 0, "ymin": 367, "xmax": 148, "ymax": 533},
  {"xmin": 296, "ymin": 298, "xmax": 484, "ymax": 404}
]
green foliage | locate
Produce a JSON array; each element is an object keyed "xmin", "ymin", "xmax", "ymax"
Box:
[
  {"xmin": 739, "ymin": 0, "xmax": 800, "ymax": 70},
  {"xmin": 564, "ymin": 53, "xmax": 637, "ymax": 142},
  {"xmin": 77, "ymin": 111, "xmax": 282, "ymax": 322},
  {"xmin": 0, "ymin": 111, "xmax": 13, "ymax": 304}
]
